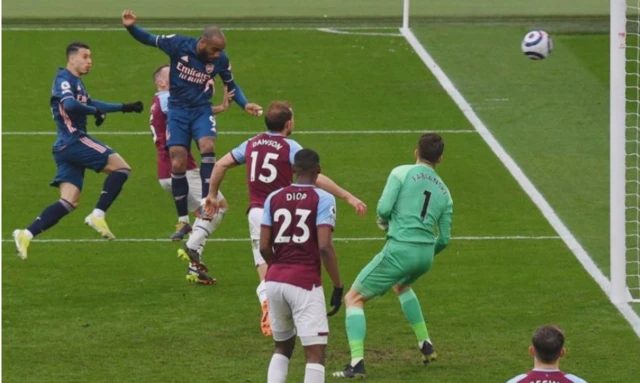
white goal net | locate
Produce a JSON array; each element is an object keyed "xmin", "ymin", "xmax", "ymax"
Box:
[{"xmin": 613, "ymin": 0, "xmax": 640, "ymax": 303}]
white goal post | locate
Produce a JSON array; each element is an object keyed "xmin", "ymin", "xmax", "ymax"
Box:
[{"xmin": 612, "ymin": 0, "xmax": 640, "ymax": 304}]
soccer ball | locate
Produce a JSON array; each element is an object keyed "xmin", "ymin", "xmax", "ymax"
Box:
[{"xmin": 521, "ymin": 30, "xmax": 552, "ymax": 60}]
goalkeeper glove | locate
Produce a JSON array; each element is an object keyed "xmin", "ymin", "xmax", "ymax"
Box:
[
  {"xmin": 376, "ymin": 216, "xmax": 389, "ymax": 232},
  {"xmin": 122, "ymin": 101, "xmax": 144, "ymax": 113},
  {"xmin": 327, "ymin": 285, "xmax": 344, "ymax": 317},
  {"xmin": 94, "ymin": 108, "xmax": 106, "ymax": 127}
]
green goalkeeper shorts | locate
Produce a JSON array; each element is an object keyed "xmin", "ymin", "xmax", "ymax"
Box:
[{"xmin": 352, "ymin": 240, "xmax": 434, "ymax": 299}]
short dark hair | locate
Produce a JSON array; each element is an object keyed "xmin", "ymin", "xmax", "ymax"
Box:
[
  {"xmin": 418, "ymin": 133, "xmax": 445, "ymax": 163},
  {"xmin": 265, "ymin": 101, "xmax": 293, "ymax": 132},
  {"xmin": 66, "ymin": 42, "xmax": 90, "ymax": 58},
  {"xmin": 153, "ymin": 64, "xmax": 169, "ymax": 84},
  {"xmin": 532, "ymin": 325, "xmax": 565, "ymax": 363},
  {"xmin": 293, "ymin": 149, "xmax": 320, "ymax": 175}
]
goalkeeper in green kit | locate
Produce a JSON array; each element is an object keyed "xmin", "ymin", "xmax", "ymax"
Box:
[{"xmin": 333, "ymin": 133, "xmax": 453, "ymax": 379}]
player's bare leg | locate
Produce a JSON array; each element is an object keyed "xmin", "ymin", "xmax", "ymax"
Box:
[
  {"xmin": 85, "ymin": 153, "xmax": 130, "ymax": 239},
  {"xmin": 267, "ymin": 335, "xmax": 295, "ymax": 383},
  {"xmin": 393, "ymin": 283, "xmax": 436, "ymax": 364},
  {"xmin": 333, "ymin": 289, "xmax": 368, "ymax": 379},
  {"xmin": 254, "ymin": 261, "xmax": 272, "ymax": 335},
  {"xmin": 169, "ymin": 145, "xmax": 192, "ymax": 240},
  {"xmin": 13, "ymin": 182, "xmax": 80, "ymax": 260},
  {"xmin": 303, "ymin": 344, "xmax": 326, "ymax": 383}
]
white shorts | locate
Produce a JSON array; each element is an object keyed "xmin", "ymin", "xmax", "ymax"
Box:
[
  {"xmin": 248, "ymin": 207, "xmax": 265, "ymax": 266},
  {"xmin": 265, "ymin": 281, "xmax": 329, "ymax": 346},
  {"xmin": 159, "ymin": 169, "xmax": 225, "ymax": 213}
]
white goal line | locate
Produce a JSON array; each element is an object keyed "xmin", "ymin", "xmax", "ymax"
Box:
[
  {"xmin": 1, "ymin": 235, "xmax": 561, "ymax": 243},
  {"xmin": 2, "ymin": 129, "xmax": 477, "ymax": 136}
]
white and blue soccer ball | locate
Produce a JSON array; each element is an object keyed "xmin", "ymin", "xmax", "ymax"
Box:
[{"xmin": 521, "ymin": 30, "xmax": 552, "ymax": 60}]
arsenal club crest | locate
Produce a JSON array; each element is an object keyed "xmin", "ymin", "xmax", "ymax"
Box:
[{"xmin": 206, "ymin": 64, "xmax": 214, "ymax": 74}]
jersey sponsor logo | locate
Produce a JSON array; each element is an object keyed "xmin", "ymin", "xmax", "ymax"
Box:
[
  {"xmin": 175, "ymin": 62, "xmax": 211, "ymax": 85},
  {"xmin": 206, "ymin": 63, "xmax": 214, "ymax": 74}
]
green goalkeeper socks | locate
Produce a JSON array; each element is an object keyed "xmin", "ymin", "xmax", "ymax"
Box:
[
  {"xmin": 399, "ymin": 288, "xmax": 430, "ymax": 345},
  {"xmin": 345, "ymin": 307, "xmax": 366, "ymax": 362}
]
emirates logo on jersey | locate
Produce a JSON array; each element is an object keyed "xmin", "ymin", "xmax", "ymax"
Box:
[{"xmin": 206, "ymin": 64, "xmax": 214, "ymax": 74}]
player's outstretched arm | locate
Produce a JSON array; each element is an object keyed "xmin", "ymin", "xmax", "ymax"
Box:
[
  {"xmin": 316, "ymin": 174, "xmax": 367, "ymax": 216},
  {"xmin": 318, "ymin": 227, "xmax": 343, "ymax": 316},
  {"xmin": 226, "ymin": 81, "xmax": 262, "ymax": 116},
  {"xmin": 434, "ymin": 200, "xmax": 453, "ymax": 255},
  {"xmin": 62, "ymin": 98, "xmax": 98, "ymax": 115},
  {"xmin": 217, "ymin": 55, "xmax": 262, "ymax": 116},
  {"xmin": 204, "ymin": 153, "xmax": 239, "ymax": 215},
  {"xmin": 376, "ymin": 170, "xmax": 402, "ymax": 220},
  {"xmin": 122, "ymin": 10, "xmax": 157, "ymax": 46},
  {"xmin": 89, "ymin": 99, "xmax": 144, "ymax": 114}
]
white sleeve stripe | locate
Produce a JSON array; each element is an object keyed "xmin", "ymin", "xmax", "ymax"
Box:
[
  {"xmin": 505, "ymin": 374, "xmax": 526, "ymax": 383},
  {"xmin": 155, "ymin": 35, "xmax": 159, "ymax": 47}
]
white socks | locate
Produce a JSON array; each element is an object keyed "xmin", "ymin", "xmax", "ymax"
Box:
[
  {"xmin": 267, "ymin": 353, "xmax": 289, "ymax": 383},
  {"xmin": 186, "ymin": 209, "xmax": 226, "ymax": 251},
  {"xmin": 267, "ymin": 354, "xmax": 324, "ymax": 383},
  {"xmin": 186, "ymin": 219, "xmax": 209, "ymax": 250},
  {"xmin": 92, "ymin": 209, "xmax": 105, "ymax": 219},
  {"xmin": 304, "ymin": 363, "xmax": 325, "ymax": 383},
  {"xmin": 256, "ymin": 280, "xmax": 268, "ymax": 305},
  {"xmin": 178, "ymin": 215, "xmax": 189, "ymax": 224}
]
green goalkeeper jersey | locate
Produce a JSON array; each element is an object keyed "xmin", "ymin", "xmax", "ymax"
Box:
[{"xmin": 376, "ymin": 163, "xmax": 453, "ymax": 254}]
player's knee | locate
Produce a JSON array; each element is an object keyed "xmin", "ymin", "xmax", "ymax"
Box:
[
  {"xmin": 198, "ymin": 137, "xmax": 215, "ymax": 153},
  {"xmin": 61, "ymin": 197, "xmax": 79, "ymax": 209},
  {"xmin": 170, "ymin": 151, "xmax": 187, "ymax": 172},
  {"xmin": 113, "ymin": 168, "xmax": 131, "ymax": 176},
  {"xmin": 303, "ymin": 344, "xmax": 326, "ymax": 365},
  {"xmin": 274, "ymin": 337, "xmax": 295, "ymax": 359},
  {"xmin": 393, "ymin": 284, "xmax": 411, "ymax": 296},
  {"xmin": 345, "ymin": 289, "xmax": 364, "ymax": 307}
]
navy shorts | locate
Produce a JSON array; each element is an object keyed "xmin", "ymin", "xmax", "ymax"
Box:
[
  {"xmin": 166, "ymin": 105, "xmax": 217, "ymax": 149},
  {"xmin": 50, "ymin": 135, "xmax": 115, "ymax": 191}
]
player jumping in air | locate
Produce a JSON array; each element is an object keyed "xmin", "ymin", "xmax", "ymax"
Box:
[
  {"xmin": 13, "ymin": 42, "xmax": 144, "ymax": 259},
  {"xmin": 333, "ymin": 133, "xmax": 453, "ymax": 379},
  {"xmin": 202, "ymin": 101, "xmax": 367, "ymax": 336},
  {"xmin": 260, "ymin": 148, "xmax": 344, "ymax": 383},
  {"xmin": 150, "ymin": 64, "xmax": 233, "ymax": 284},
  {"xmin": 123, "ymin": 9, "xmax": 262, "ymax": 240}
]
